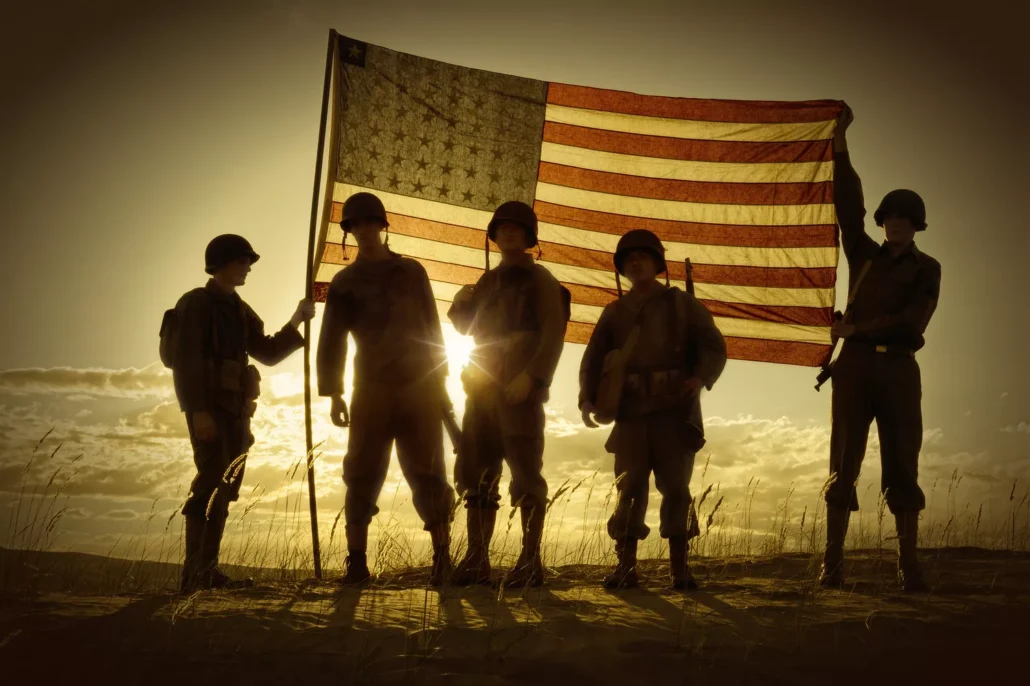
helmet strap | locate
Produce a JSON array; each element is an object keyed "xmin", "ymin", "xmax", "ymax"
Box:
[
  {"xmin": 484, "ymin": 232, "xmax": 490, "ymax": 271},
  {"xmin": 383, "ymin": 224, "xmax": 390, "ymax": 249},
  {"xmin": 615, "ymin": 270, "xmax": 623, "ymax": 297},
  {"xmin": 341, "ymin": 229, "xmax": 349, "ymax": 262},
  {"xmin": 536, "ymin": 244, "xmax": 543, "ymax": 260},
  {"xmin": 665, "ymin": 268, "xmax": 670, "ymax": 288}
]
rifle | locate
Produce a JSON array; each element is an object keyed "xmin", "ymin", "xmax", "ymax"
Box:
[
  {"xmin": 814, "ymin": 258, "xmax": 873, "ymax": 391},
  {"xmin": 440, "ymin": 389, "xmax": 463, "ymax": 454}
]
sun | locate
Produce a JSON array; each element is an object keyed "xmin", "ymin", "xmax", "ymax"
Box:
[{"xmin": 442, "ymin": 324, "xmax": 474, "ymax": 371}]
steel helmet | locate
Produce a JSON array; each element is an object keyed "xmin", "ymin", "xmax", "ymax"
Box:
[
  {"xmin": 341, "ymin": 192, "xmax": 388, "ymax": 229},
  {"xmin": 487, "ymin": 200, "xmax": 538, "ymax": 248},
  {"xmin": 205, "ymin": 234, "xmax": 260, "ymax": 275},
  {"xmin": 614, "ymin": 229, "xmax": 666, "ymax": 275},
  {"xmin": 874, "ymin": 189, "xmax": 927, "ymax": 231}
]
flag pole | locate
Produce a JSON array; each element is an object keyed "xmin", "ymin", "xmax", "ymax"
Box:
[{"xmin": 302, "ymin": 28, "xmax": 337, "ymax": 581}]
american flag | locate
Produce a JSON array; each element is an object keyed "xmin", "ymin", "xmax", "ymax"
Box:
[{"xmin": 313, "ymin": 35, "xmax": 841, "ymax": 366}]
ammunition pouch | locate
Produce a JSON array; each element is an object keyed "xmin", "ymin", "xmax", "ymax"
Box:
[
  {"xmin": 212, "ymin": 359, "xmax": 261, "ymax": 417},
  {"xmin": 624, "ymin": 368, "xmax": 687, "ymax": 399}
]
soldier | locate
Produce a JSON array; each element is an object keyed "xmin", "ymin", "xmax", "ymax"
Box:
[
  {"xmin": 317, "ymin": 192, "xmax": 456, "ymax": 586},
  {"xmin": 579, "ymin": 230, "xmax": 726, "ymax": 590},
  {"xmin": 820, "ymin": 103, "xmax": 942, "ymax": 592},
  {"xmin": 447, "ymin": 201, "xmax": 566, "ymax": 588},
  {"xmin": 170, "ymin": 234, "xmax": 314, "ymax": 592}
]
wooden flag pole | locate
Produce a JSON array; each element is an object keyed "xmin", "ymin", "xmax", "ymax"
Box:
[{"xmin": 301, "ymin": 28, "xmax": 337, "ymax": 581}]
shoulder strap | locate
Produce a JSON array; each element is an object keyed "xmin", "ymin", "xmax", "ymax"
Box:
[{"xmin": 847, "ymin": 259, "xmax": 874, "ymax": 307}]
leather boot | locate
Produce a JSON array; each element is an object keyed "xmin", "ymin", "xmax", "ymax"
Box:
[
  {"xmin": 429, "ymin": 523, "xmax": 452, "ymax": 587},
  {"xmin": 339, "ymin": 523, "xmax": 373, "ymax": 585},
  {"xmin": 180, "ymin": 515, "xmax": 205, "ymax": 593},
  {"xmin": 896, "ymin": 512, "xmax": 927, "ymax": 592},
  {"xmin": 504, "ymin": 504, "xmax": 545, "ymax": 588},
  {"xmin": 819, "ymin": 506, "xmax": 850, "ymax": 587},
  {"xmin": 669, "ymin": 535, "xmax": 697, "ymax": 590},
  {"xmin": 603, "ymin": 538, "xmax": 639, "ymax": 589},
  {"xmin": 200, "ymin": 508, "xmax": 254, "ymax": 590},
  {"xmin": 451, "ymin": 507, "xmax": 495, "ymax": 586}
]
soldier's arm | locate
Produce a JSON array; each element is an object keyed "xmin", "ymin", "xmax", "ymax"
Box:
[
  {"xmin": 851, "ymin": 259, "xmax": 942, "ymax": 339},
  {"xmin": 525, "ymin": 269, "xmax": 566, "ymax": 388},
  {"xmin": 173, "ymin": 292, "xmax": 211, "ymax": 413},
  {"xmin": 684, "ymin": 294, "xmax": 727, "ymax": 390},
  {"xmin": 244, "ymin": 305, "xmax": 304, "ymax": 367},
  {"xmin": 833, "ymin": 149, "xmax": 878, "ymax": 265},
  {"xmin": 316, "ymin": 280, "xmax": 351, "ymax": 397},
  {"xmin": 447, "ymin": 275, "xmax": 485, "ymax": 336},
  {"xmin": 578, "ymin": 305, "xmax": 615, "ymax": 409},
  {"xmin": 416, "ymin": 262, "xmax": 448, "ymax": 381}
]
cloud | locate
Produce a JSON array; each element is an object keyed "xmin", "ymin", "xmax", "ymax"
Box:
[
  {"xmin": 0, "ymin": 364, "xmax": 173, "ymax": 398},
  {"xmin": 98, "ymin": 509, "xmax": 138, "ymax": 520},
  {"xmin": 1001, "ymin": 422, "xmax": 1030, "ymax": 434}
]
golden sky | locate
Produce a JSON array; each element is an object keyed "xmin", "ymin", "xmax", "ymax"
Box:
[{"xmin": 0, "ymin": 0, "xmax": 1027, "ymax": 563}]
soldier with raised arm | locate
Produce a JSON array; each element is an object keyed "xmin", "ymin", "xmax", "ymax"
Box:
[{"xmin": 821, "ymin": 104, "xmax": 942, "ymax": 592}]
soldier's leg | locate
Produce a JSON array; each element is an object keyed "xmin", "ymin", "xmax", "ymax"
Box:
[
  {"xmin": 501, "ymin": 401, "xmax": 548, "ymax": 588},
  {"xmin": 181, "ymin": 411, "xmax": 234, "ymax": 591},
  {"xmin": 605, "ymin": 420, "xmax": 652, "ymax": 543},
  {"xmin": 822, "ymin": 349, "xmax": 876, "ymax": 585},
  {"xmin": 874, "ymin": 356, "xmax": 927, "ymax": 590},
  {"xmin": 341, "ymin": 384, "xmax": 394, "ymax": 583},
  {"xmin": 394, "ymin": 384, "xmax": 457, "ymax": 584},
  {"xmin": 452, "ymin": 390, "xmax": 504, "ymax": 585},
  {"xmin": 651, "ymin": 418, "xmax": 701, "ymax": 590},
  {"xmin": 201, "ymin": 414, "xmax": 255, "ymax": 589}
]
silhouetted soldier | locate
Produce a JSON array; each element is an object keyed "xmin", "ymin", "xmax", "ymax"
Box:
[
  {"xmin": 821, "ymin": 103, "xmax": 941, "ymax": 592},
  {"xmin": 447, "ymin": 201, "xmax": 566, "ymax": 588},
  {"xmin": 317, "ymin": 192, "xmax": 456, "ymax": 586},
  {"xmin": 169, "ymin": 234, "xmax": 314, "ymax": 592},
  {"xmin": 579, "ymin": 230, "xmax": 726, "ymax": 590}
]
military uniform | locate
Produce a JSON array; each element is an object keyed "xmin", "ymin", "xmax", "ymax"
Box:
[
  {"xmin": 173, "ymin": 278, "xmax": 303, "ymax": 588},
  {"xmin": 580, "ymin": 285, "xmax": 726, "ymax": 544},
  {"xmin": 821, "ymin": 149, "xmax": 941, "ymax": 590},
  {"xmin": 316, "ymin": 253, "xmax": 456, "ymax": 566}
]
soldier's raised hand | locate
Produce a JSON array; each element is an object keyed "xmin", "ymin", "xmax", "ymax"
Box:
[
  {"xmin": 330, "ymin": 395, "xmax": 350, "ymax": 428},
  {"xmin": 290, "ymin": 299, "xmax": 316, "ymax": 328},
  {"xmin": 835, "ymin": 102, "xmax": 854, "ymax": 137}
]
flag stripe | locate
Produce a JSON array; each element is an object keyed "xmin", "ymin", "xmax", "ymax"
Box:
[
  {"xmin": 543, "ymin": 122, "xmax": 834, "ymax": 164},
  {"xmin": 541, "ymin": 139, "xmax": 833, "ymax": 184},
  {"xmin": 322, "ymin": 213, "xmax": 835, "ymax": 288},
  {"xmin": 330, "ymin": 191, "xmax": 839, "ymax": 266},
  {"xmin": 535, "ymin": 182, "xmax": 835, "ymax": 226},
  {"xmin": 532, "ymin": 201, "xmax": 837, "ymax": 248},
  {"xmin": 547, "ymin": 83, "xmax": 843, "ymax": 124},
  {"xmin": 538, "ymin": 161, "xmax": 833, "ymax": 206},
  {"xmin": 317, "ymin": 232, "xmax": 834, "ymax": 309},
  {"xmin": 545, "ymin": 104, "xmax": 836, "ymax": 143}
]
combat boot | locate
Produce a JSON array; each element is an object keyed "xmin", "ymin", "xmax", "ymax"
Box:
[
  {"xmin": 452, "ymin": 507, "xmax": 495, "ymax": 585},
  {"xmin": 669, "ymin": 535, "xmax": 698, "ymax": 591},
  {"xmin": 339, "ymin": 550, "xmax": 373, "ymax": 585},
  {"xmin": 503, "ymin": 505, "xmax": 544, "ymax": 588},
  {"xmin": 179, "ymin": 515, "xmax": 205, "ymax": 593},
  {"xmin": 603, "ymin": 538, "xmax": 639, "ymax": 589},
  {"xmin": 200, "ymin": 509, "xmax": 254, "ymax": 590},
  {"xmin": 896, "ymin": 512, "xmax": 928, "ymax": 592},
  {"xmin": 819, "ymin": 506, "xmax": 850, "ymax": 587},
  {"xmin": 429, "ymin": 523, "xmax": 452, "ymax": 586}
]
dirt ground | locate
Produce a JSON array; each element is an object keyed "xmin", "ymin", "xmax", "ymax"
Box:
[{"xmin": 0, "ymin": 547, "xmax": 1026, "ymax": 685}]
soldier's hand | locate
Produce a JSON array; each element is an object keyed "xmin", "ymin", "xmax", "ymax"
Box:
[
  {"xmin": 830, "ymin": 321, "xmax": 856, "ymax": 339},
  {"xmin": 192, "ymin": 411, "xmax": 218, "ymax": 442},
  {"xmin": 681, "ymin": 376, "xmax": 705, "ymax": 397},
  {"xmin": 290, "ymin": 299, "xmax": 317, "ymax": 328},
  {"xmin": 580, "ymin": 401, "xmax": 599, "ymax": 429},
  {"xmin": 835, "ymin": 102, "xmax": 853, "ymax": 133},
  {"xmin": 504, "ymin": 372, "xmax": 534, "ymax": 405},
  {"xmin": 330, "ymin": 395, "xmax": 350, "ymax": 428}
]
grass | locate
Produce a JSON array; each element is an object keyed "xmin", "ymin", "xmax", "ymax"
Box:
[{"xmin": 3, "ymin": 430, "xmax": 1030, "ymax": 596}]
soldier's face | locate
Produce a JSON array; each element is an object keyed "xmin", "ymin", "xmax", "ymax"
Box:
[
  {"xmin": 495, "ymin": 222, "xmax": 529, "ymax": 252},
  {"xmin": 882, "ymin": 216, "xmax": 917, "ymax": 245},
  {"xmin": 350, "ymin": 219, "xmax": 387, "ymax": 243},
  {"xmin": 220, "ymin": 256, "xmax": 252, "ymax": 286},
  {"xmin": 623, "ymin": 250, "xmax": 659, "ymax": 285}
]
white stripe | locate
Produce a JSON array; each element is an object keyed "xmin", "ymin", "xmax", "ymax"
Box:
[
  {"xmin": 545, "ymin": 104, "xmax": 836, "ymax": 143},
  {"xmin": 333, "ymin": 183, "xmax": 838, "ymax": 268},
  {"xmin": 540, "ymin": 142, "xmax": 833, "ymax": 184},
  {"xmin": 317, "ymin": 233, "xmax": 834, "ymax": 309},
  {"xmin": 426, "ymin": 280, "xmax": 829, "ymax": 345}
]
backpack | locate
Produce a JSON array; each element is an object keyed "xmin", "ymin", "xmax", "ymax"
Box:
[{"xmin": 159, "ymin": 288, "xmax": 248, "ymax": 369}]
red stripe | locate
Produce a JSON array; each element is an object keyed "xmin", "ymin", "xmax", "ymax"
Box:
[
  {"xmin": 724, "ymin": 337, "xmax": 829, "ymax": 367},
  {"xmin": 547, "ymin": 83, "xmax": 842, "ymax": 124},
  {"xmin": 544, "ymin": 122, "xmax": 833, "ymax": 163},
  {"xmin": 321, "ymin": 213, "xmax": 836, "ymax": 289},
  {"xmin": 534, "ymin": 201, "xmax": 838, "ymax": 248},
  {"xmin": 538, "ymin": 162, "xmax": 833, "ymax": 206}
]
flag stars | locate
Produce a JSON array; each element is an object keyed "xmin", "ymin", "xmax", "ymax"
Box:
[
  {"xmin": 391, "ymin": 152, "xmax": 404, "ymax": 167},
  {"xmin": 348, "ymin": 43, "xmax": 363, "ymax": 61},
  {"xmin": 488, "ymin": 170, "xmax": 501, "ymax": 185},
  {"xmin": 412, "ymin": 180, "xmax": 426, "ymax": 194},
  {"xmin": 462, "ymin": 189, "xmax": 475, "ymax": 203}
]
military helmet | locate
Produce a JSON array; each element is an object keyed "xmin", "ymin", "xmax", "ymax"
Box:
[
  {"xmin": 874, "ymin": 189, "xmax": 927, "ymax": 231},
  {"xmin": 614, "ymin": 229, "xmax": 667, "ymax": 275},
  {"xmin": 341, "ymin": 192, "xmax": 388, "ymax": 230},
  {"xmin": 487, "ymin": 200, "xmax": 538, "ymax": 248},
  {"xmin": 205, "ymin": 234, "xmax": 260, "ymax": 275}
]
